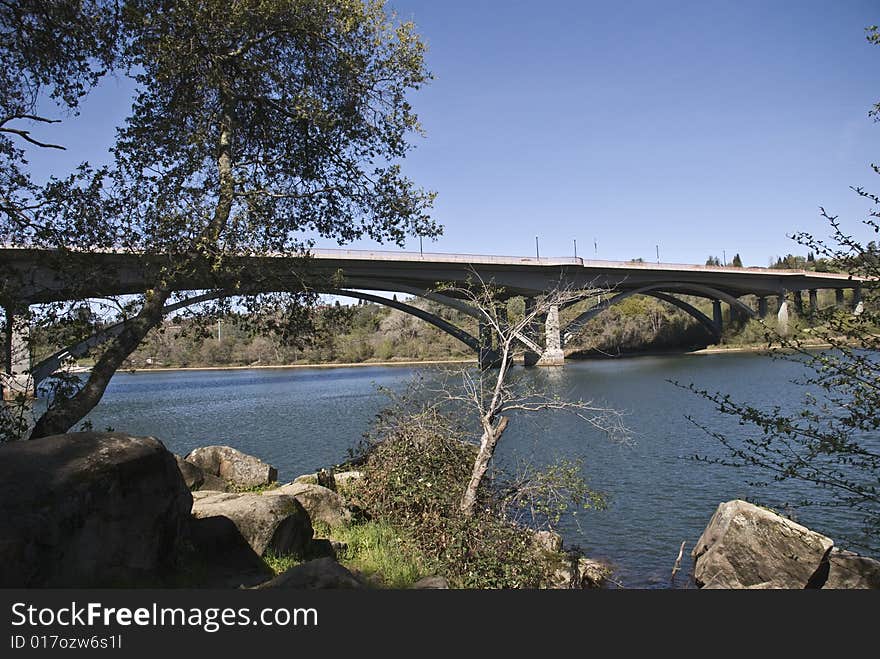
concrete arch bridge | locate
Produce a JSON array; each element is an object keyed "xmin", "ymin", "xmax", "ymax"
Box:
[{"xmin": 0, "ymin": 247, "xmax": 863, "ymax": 398}]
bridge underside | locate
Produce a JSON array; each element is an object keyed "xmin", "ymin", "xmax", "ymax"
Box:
[{"xmin": 5, "ymin": 282, "xmax": 845, "ymax": 400}]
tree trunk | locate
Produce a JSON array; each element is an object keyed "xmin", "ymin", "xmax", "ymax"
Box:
[
  {"xmin": 460, "ymin": 415, "xmax": 508, "ymax": 517},
  {"xmin": 29, "ymin": 85, "xmax": 237, "ymax": 439},
  {"xmin": 29, "ymin": 284, "xmax": 172, "ymax": 438}
]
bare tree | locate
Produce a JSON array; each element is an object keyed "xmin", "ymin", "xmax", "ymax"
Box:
[{"xmin": 429, "ymin": 274, "xmax": 628, "ymax": 517}]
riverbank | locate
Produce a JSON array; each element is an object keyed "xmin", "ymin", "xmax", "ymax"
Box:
[
  {"xmin": 118, "ymin": 357, "xmax": 478, "ymax": 373},
  {"xmin": 108, "ymin": 341, "xmax": 839, "ymax": 372}
]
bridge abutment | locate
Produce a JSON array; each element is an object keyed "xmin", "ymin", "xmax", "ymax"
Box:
[{"xmin": 2, "ymin": 306, "xmax": 34, "ymax": 402}]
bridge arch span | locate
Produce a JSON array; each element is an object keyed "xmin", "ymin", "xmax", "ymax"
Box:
[
  {"xmin": 562, "ymin": 283, "xmax": 754, "ymax": 346},
  {"xmin": 31, "ymin": 288, "xmax": 482, "ymax": 386},
  {"xmin": 328, "ymin": 289, "xmax": 481, "ymax": 352}
]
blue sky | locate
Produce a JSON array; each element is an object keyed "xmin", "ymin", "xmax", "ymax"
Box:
[{"xmin": 24, "ymin": 0, "xmax": 880, "ymax": 267}]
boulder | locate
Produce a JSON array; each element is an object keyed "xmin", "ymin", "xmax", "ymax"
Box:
[
  {"xmin": 824, "ymin": 549, "xmax": 880, "ymax": 589},
  {"xmin": 532, "ymin": 530, "xmax": 563, "ymax": 553},
  {"xmin": 692, "ymin": 500, "xmax": 834, "ymax": 589},
  {"xmin": 175, "ymin": 454, "xmax": 231, "ymax": 492},
  {"xmin": 191, "ymin": 491, "xmax": 312, "ymax": 558},
  {"xmin": 293, "ymin": 473, "xmax": 318, "ymax": 485},
  {"xmin": 264, "ymin": 483, "xmax": 352, "ymax": 528},
  {"xmin": 411, "ymin": 576, "xmax": 450, "ymax": 589},
  {"xmin": 185, "ymin": 445, "xmax": 277, "ymax": 489},
  {"xmin": 174, "ymin": 454, "xmax": 205, "ymax": 490},
  {"xmin": 255, "ymin": 557, "xmax": 364, "ymax": 589},
  {"xmin": 187, "ymin": 516, "xmax": 273, "ymax": 588},
  {"xmin": 0, "ymin": 432, "xmax": 192, "ymax": 587},
  {"xmin": 550, "ymin": 556, "xmax": 613, "ymax": 589},
  {"xmin": 334, "ymin": 470, "xmax": 363, "ymax": 486},
  {"xmin": 578, "ymin": 558, "xmax": 613, "ymax": 588}
]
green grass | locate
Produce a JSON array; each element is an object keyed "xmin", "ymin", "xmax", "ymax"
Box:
[
  {"xmin": 332, "ymin": 521, "xmax": 431, "ymax": 588},
  {"xmin": 229, "ymin": 481, "xmax": 280, "ymax": 494},
  {"xmin": 260, "ymin": 520, "xmax": 433, "ymax": 588},
  {"xmin": 262, "ymin": 550, "xmax": 304, "ymax": 575}
]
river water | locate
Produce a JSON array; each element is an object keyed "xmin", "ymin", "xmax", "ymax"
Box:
[{"xmin": 81, "ymin": 352, "xmax": 874, "ymax": 588}]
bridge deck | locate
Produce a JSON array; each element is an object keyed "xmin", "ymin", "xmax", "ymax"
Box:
[{"xmin": 0, "ymin": 246, "xmax": 864, "ymax": 305}]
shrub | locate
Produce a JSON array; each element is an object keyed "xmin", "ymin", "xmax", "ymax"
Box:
[{"xmin": 351, "ymin": 403, "xmax": 600, "ymax": 588}]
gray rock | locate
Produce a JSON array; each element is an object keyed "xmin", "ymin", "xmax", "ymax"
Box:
[
  {"xmin": 265, "ymin": 483, "xmax": 352, "ymax": 528},
  {"xmin": 185, "ymin": 446, "xmax": 277, "ymax": 489},
  {"xmin": 0, "ymin": 432, "xmax": 192, "ymax": 587},
  {"xmin": 824, "ymin": 549, "xmax": 880, "ymax": 589},
  {"xmin": 201, "ymin": 472, "xmax": 230, "ymax": 492},
  {"xmin": 550, "ymin": 556, "xmax": 613, "ymax": 589},
  {"xmin": 532, "ymin": 530, "xmax": 563, "ymax": 553},
  {"xmin": 174, "ymin": 453, "xmax": 205, "ymax": 490},
  {"xmin": 191, "ymin": 491, "xmax": 312, "ymax": 558},
  {"xmin": 255, "ymin": 557, "xmax": 364, "ymax": 589},
  {"xmin": 188, "ymin": 516, "xmax": 273, "ymax": 588},
  {"xmin": 334, "ymin": 470, "xmax": 363, "ymax": 486},
  {"xmin": 411, "ymin": 576, "xmax": 449, "ymax": 589},
  {"xmin": 293, "ymin": 473, "xmax": 318, "ymax": 485},
  {"xmin": 692, "ymin": 500, "xmax": 834, "ymax": 589},
  {"xmin": 578, "ymin": 558, "xmax": 613, "ymax": 588}
]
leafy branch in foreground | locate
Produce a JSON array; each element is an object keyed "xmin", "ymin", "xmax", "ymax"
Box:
[
  {"xmin": 675, "ymin": 181, "xmax": 879, "ymax": 551},
  {"xmin": 674, "ymin": 232, "xmax": 879, "ymax": 550},
  {"xmin": 674, "ymin": 27, "xmax": 880, "ymax": 552}
]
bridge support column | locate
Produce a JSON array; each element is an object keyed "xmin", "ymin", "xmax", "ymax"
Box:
[
  {"xmin": 835, "ymin": 289, "xmax": 845, "ymax": 308},
  {"xmin": 478, "ymin": 319, "xmax": 501, "ymax": 369},
  {"xmin": 537, "ymin": 304, "xmax": 564, "ymax": 366},
  {"xmin": 793, "ymin": 290, "xmax": 804, "ymax": 316},
  {"xmin": 522, "ymin": 297, "xmax": 540, "ymax": 367},
  {"xmin": 758, "ymin": 296, "xmax": 768, "ymax": 319},
  {"xmin": 853, "ymin": 285, "xmax": 863, "ymax": 315},
  {"xmin": 712, "ymin": 299, "xmax": 723, "ymax": 335},
  {"xmin": 776, "ymin": 295, "xmax": 789, "ymax": 337},
  {"xmin": 808, "ymin": 289, "xmax": 818, "ymax": 315},
  {"xmin": 3, "ymin": 306, "xmax": 34, "ymax": 402}
]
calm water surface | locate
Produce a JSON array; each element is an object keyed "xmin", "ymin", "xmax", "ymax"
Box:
[{"xmin": 83, "ymin": 353, "xmax": 873, "ymax": 588}]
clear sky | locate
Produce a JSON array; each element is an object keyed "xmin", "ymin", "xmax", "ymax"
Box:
[{"xmin": 23, "ymin": 0, "xmax": 880, "ymax": 267}]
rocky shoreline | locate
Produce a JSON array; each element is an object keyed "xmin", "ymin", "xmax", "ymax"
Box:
[{"xmin": 0, "ymin": 431, "xmax": 877, "ymax": 589}]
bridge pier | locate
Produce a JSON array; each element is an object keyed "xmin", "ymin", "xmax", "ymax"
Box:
[
  {"xmin": 712, "ymin": 299, "xmax": 723, "ymax": 335},
  {"xmin": 757, "ymin": 296, "xmax": 768, "ymax": 319},
  {"xmin": 522, "ymin": 297, "xmax": 540, "ymax": 367},
  {"xmin": 536, "ymin": 304, "xmax": 564, "ymax": 366},
  {"xmin": 835, "ymin": 289, "xmax": 845, "ymax": 308},
  {"xmin": 776, "ymin": 295, "xmax": 789, "ymax": 336},
  {"xmin": 2, "ymin": 305, "xmax": 34, "ymax": 402},
  {"xmin": 793, "ymin": 290, "xmax": 804, "ymax": 316},
  {"xmin": 808, "ymin": 289, "xmax": 818, "ymax": 315},
  {"xmin": 478, "ymin": 319, "xmax": 501, "ymax": 369},
  {"xmin": 853, "ymin": 285, "xmax": 863, "ymax": 315}
]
